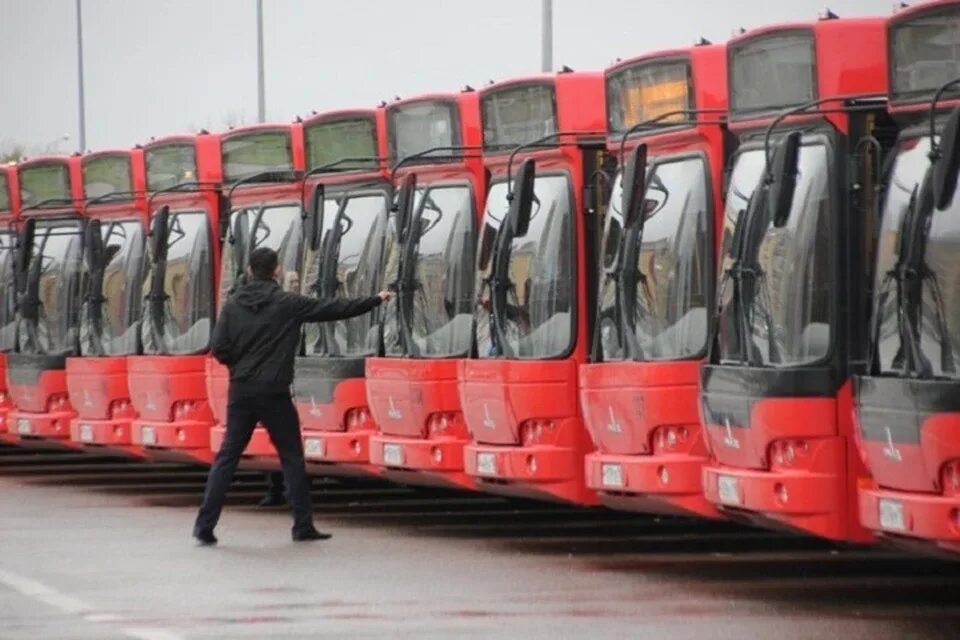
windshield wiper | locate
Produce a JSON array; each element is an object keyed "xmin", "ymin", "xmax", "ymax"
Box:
[
  {"xmin": 395, "ymin": 195, "xmax": 424, "ymax": 358},
  {"xmin": 735, "ymin": 191, "xmax": 781, "ymax": 366},
  {"xmin": 869, "ymin": 185, "xmax": 918, "ymax": 374},
  {"xmin": 710, "ymin": 181, "xmax": 772, "ymax": 366},
  {"xmin": 17, "ymin": 230, "xmax": 51, "ymax": 353},
  {"xmin": 896, "ymin": 171, "xmax": 950, "ymax": 378},
  {"xmin": 316, "ymin": 203, "xmax": 350, "ymax": 356},
  {"xmin": 619, "ymin": 172, "xmax": 672, "ymax": 360},
  {"xmin": 488, "ymin": 214, "xmax": 520, "ymax": 358}
]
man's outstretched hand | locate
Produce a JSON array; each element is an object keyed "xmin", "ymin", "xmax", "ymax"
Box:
[{"xmin": 378, "ymin": 290, "xmax": 395, "ymax": 302}]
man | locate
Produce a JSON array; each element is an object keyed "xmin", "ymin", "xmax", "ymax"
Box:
[{"xmin": 193, "ymin": 247, "xmax": 391, "ymax": 545}]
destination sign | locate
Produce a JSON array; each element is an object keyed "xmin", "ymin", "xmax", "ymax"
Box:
[
  {"xmin": 0, "ymin": 172, "xmax": 9, "ymax": 211},
  {"xmin": 83, "ymin": 154, "xmax": 133, "ymax": 200},
  {"xmin": 607, "ymin": 59, "xmax": 692, "ymax": 134},
  {"xmin": 20, "ymin": 162, "xmax": 72, "ymax": 208},
  {"xmin": 146, "ymin": 143, "xmax": 197, "ymax": 192},
  {"xmin": 482, "ymin": 83, "xmax": 558, "ymax": 151},
  {"xmin": 305, "ymin": 116, "xmax": 378, "ymax": 171},
  {"xmin": 388, "ymin": 100, "xmax": 460, "ymax": 162},
  {"xmin": 730, "ymin": 31, "xmax": 817, "ymax": 115},
  {"xmin": 221, "ymin": 130, "xmax": 293, "ymax": 183},
  {"xmin": 890, "ymin": 8, "xmax": 960, "ymax": 102}
]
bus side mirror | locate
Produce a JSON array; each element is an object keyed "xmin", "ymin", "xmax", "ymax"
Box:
[
  {"xmin": 217, "ymin": 193, "xmax": 230, "ymax": 242},
  {"xmin": 16, "ymin": 217, "xmax": 36, "ymax": 287},
  {"xmin": 934, "ymin": 106, "xmax": 960, "ymax": 211},
  {"xmin": 309, "ymin": 184, "xmax": 324, "ymax": 251},
  {"xmin": 622, "ymin": 143, "xmax": 648, "ymax": 229},
  {"xmin": 149, "ymin": 205, "xmax": 170, "ymax": 263},
  {"xmin": 770, "ymin": 131, "xmax": 801, "ymax": 228},
  {"xmin": 510, "ymin": 158, "xmax": 536, "ymax": 237},
  {"xmin": 84, "ymin": 219, "xmax": 103, "ymax": 270},
  {"xmin": 395, "ymin": 172, "xmax": 417, "ymax": 242},
  {"xmin": 231, "ymin": 209, "xmax": 249, "ymax": 274}
]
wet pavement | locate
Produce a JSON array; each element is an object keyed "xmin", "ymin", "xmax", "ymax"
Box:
[{"xmin": 0, "ymin": 447, "xmax": 959, "ymax": 639}]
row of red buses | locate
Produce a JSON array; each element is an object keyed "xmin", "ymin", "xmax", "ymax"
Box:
[{"xmin": 1, "ymin": 0, "xmax": 958, "ymax": 558}]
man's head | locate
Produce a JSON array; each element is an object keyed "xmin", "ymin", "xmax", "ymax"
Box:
[{"xmin": 248, "ymin": 247, "xmax": 280, "ymax": 281}]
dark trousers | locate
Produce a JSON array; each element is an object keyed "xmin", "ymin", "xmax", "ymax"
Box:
[
  {"xmin": 194, "ymin": 388, "xmax": 314, "ymax": 535},
  {"xmin": 266, "ymin": 471, "xmax": 285, "ymax": 498}
]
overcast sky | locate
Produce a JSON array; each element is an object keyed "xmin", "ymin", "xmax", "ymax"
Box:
[{"xmin": 1, "ymin": 0, "xmax": 898, "ymax": 155}]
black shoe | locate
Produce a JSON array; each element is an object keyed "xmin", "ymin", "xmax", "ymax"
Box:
[
  {"xmin": 292, "ymin": 528, "xmax": 332, "ymax": 542},
  {"xmin": 193, "ymin": 530, "xmax": 218, "ymax": 546},
  {"xmin": 258, "ymin": 494, "xmax": 287, "ymax": 508}
]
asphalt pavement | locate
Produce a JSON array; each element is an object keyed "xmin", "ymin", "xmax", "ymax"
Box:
[{"xmin": 0, "ymin": 450, "xmax": 958, "ymax": 639}]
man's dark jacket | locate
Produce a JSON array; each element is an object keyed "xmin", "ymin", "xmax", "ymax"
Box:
[{"xmin": 211, "ymin": 278, "xmax": 381, "ymax": 393}]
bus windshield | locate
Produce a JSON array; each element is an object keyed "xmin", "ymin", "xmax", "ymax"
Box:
[
  {"xmin": 219, "ymin": 204, "xmax": 303, "ymax": 308},
  {"xmin": 19, "ymin": 221, "xmax": 84, "ymax": 356},
  {"xmin": 141, "ymin": 211, "xmax": 213, "ymax": 355},
  {"xmin": 0, "ymin": 231, "xmax": 16, "ymax": 352},
  {"xmin": 716, "ymin": 142, "xmax": 832, "ymax": 367},
  {"xmin": 407, "ymin": 185, "xmax": 475, "ymax": 357},
  {"xmin": 302, "ymin": 192, "xmax": 388, "ymax": 357},
  {"xmin": 597, "ymin": 157, "xmax": 710, "ymax": 362},
  {"xmin": 874, "ymin": 135, "xmax": 960, "ymax": 379},
  {"xmin": 80, "ymin": 219, "xmax": 145, "ymax": 356},
  {"xmin": 472, "ymin": 190, "xmax": 507, "ymax": 358},
  {"xmin": 481, "ymin": 175, "xmax": 574, "ymax": 360}
]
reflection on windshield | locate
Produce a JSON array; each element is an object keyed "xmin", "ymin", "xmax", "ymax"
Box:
[
  {"xmin": 717, "ymin": 149, "xmax": 765, "ymax": 363},
  {"xmin": 19, "ymin": 222, "xmax": 84, "ymax": 355},
  {"xmin": 302, "ymin": 193, "xmax": 387, "ymax": 357},
  {"xmin": 477, "ymin": 176, "xmax": 573, "ymax": 360},
  {"xmin": 381, "ymin": 209, "xmax": 403, "ymax": 357},
  {"xmin": 874, "ymin": 137, "xmax": 930, "ymax": 375},
  {"xmin": 80, "ymin": 219, "xmax": 144, "ymax": 356},
  {"xmin": 409, "ymin": 186, "xmax": 475, "ymax": 357},
  {"xmin": 597, "ymin": 176, "xmax": 625, "ymax": 360},
  {"xmin": 0, "ymin": 232, "xmax": 16, "ymax": 352},
  {"xmin": 599, "ymin": 158, "xmax": 709, "ymax": 362},
  {"xmin": 718, "ymin": 144, "xmax": 831, "ymax": 367},
  {"xmin": 141, "ymin": 211, "xmax": 213, "ymax": 355},
  {"xmin": 218, "ymin": 205, "xmax": 303, "ymax": 310},
  {"xmin": 921, "ymin": 164, "xmax": 960, "ymax": 378},
  {"xmin": 473, "ymin": 189, "xmax": 507, "ymax": 358},
  {"xmin": 722, "ymin": 144, "xmax": 834, "ymax": 366},
  {"xmin": 874, "ymin": 136, "xmax": 960, "ymax": 379}
]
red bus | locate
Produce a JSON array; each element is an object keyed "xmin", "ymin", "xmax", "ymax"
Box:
[
  {"xmin": 699, "ymin": 15, "xmax": 891, "ymax": 542},
  {"xmin": 0, "ymin": 164, "xmax": 20, "ymax": 444},
  {"xmin": 854, "ymin": 0, "xmax": 960, "ymax": 555},
  {"xmin": 205, "ymin": 123, "xmax": 307, "ymax": 467},
  {"xmin": 580, "ymin": 43, "xmax": 730, "ymax": 518},
  {"xmin": 295, "ymin": 108, "xmax": 391, "ymax": 476},
  {"xmin": 127, "ymin": 133, "xmax": 223, "ymax": 463},
  {"xmin": 65, "ymin": 149, "xmax": 149, "ymax": 456},
  {"xmin": 459, "ymin": 72, "xmax": 607, "ymax": 504},
  {"xmin": 366, "ymin": 90, "xmax": 486, "ymax": 490},
  {"xmin": 7, "ymin": 155, "xmax": 85, "ymax": 446}
]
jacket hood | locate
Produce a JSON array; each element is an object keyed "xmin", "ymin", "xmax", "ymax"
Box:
[{"xmin": 234, "ymin": 278, "xmax": 280, "ymax": 313}]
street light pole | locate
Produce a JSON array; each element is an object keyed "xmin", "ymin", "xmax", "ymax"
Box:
[
  {"xmin": 256, "ymin": 0, "xmax": 266, "ymax": 123},
  {"xmin": 75, "ymin": 0, "xmax": 87, "ymax": 152},
  {"xmin": 541, "ymin": 0, "xmax": 553, "ymax": 73}
]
